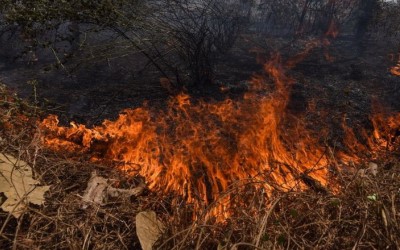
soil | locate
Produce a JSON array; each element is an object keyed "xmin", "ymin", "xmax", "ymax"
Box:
[{"xmin": 1, "ymin": 32, "xmax": 399, "ymax": 116}]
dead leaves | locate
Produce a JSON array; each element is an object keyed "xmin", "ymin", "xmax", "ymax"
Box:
[
  {"xmin": 136, "ymin": 211, "xmax": 164, "ymax": 250},
  {"xmin": 81, "ymin": 171, "xmax": 145, "ymax": 209},
  {"xmin": 0, "ymin": 153, "xmax": 50, "ymax": 218},
  {"xmin": 358, "ymin": 162, "xmax": 379, "ymax": 178}
]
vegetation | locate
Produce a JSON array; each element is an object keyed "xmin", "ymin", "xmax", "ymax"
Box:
[
  {"xmin": 0, "ymin": 0, "xmax": 246, "ymax": 90},
  {"xmin": 0, "ymin": 84, "xmax": 399, "ymax": 248},
  {"xmin": 1, "ymin": 0, "xmax": 397, "ymax": 92},
  {"xmin": 0, "ymin": 0, "xmax": 399, "ymax": 249}
]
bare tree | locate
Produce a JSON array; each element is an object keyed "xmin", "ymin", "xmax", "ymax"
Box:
[
  {"xmin": 146, "ymin": 0, "xmax": 250, "ymax": 89},
  {"xmin": 0, "ymin": 0, "xmax": 251, "ymax": 92},
  {"xmin": 254, "ymin": 0, "xmax": 357, "ymax": 36}
]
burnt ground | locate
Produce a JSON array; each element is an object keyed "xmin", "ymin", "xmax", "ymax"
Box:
[
  {"xmin": 0, "ymin": 31, "xmax": 399, "ymax": 142},
  {"xmin": 2, "ymin": 31, "xmax": 397, "ymax": 168}
]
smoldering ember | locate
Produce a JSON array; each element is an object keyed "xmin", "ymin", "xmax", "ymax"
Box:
[{"xmin": 0, "ymin": 1, "xmax": 399, "ymax": 249}]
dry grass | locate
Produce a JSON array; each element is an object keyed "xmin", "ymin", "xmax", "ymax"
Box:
[
  {"xmin": 0, "ymin": 83, "xmax": 399, "ymax": 249},
  {"xmin": 0, "ymin": 84, "xmax": 141, "ymax": 249},
  {"xmin": 158, "ymin": 155, "xmax": 399, "ymax": 249}
]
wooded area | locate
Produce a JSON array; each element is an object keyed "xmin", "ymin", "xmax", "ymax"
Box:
[{"xmin": 1, "ymin": 0, "xmax": 399, "ymax": 90}]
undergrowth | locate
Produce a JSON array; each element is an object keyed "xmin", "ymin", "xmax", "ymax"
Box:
[{"xmin": 0, "ymin": 83, "xmax": 399, "ymax": 249}]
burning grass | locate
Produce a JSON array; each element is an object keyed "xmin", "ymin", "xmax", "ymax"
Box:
[
  {"xmin": 1, "ymin": 30, "xmax": 400, "ymax": 247},
  {"xmin": 391, "ymin": 57, "xmax": 400, "ymax": 76},
  {"xmin": 0, "ymin": 95, "xmax": 399, "ymax": 249},
  {"xmin": 1, "ymin": 64, "xmax": 399, "ymax": 248},
  {"xmin": 160, "ymin": 159, "xmax": 400, "ymax": 249},
  {"xmin": 38, "ymin": 62, "xmax": 334, "ymax": 220},
  {"xmin": 38, "ymin": 53, "xmax": 400, "ymax": 222}
]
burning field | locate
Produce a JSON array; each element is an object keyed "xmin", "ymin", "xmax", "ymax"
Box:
[
  {"xmin": 1, "ymin": 2, "xmax": 400, "ymax": 248},
  {"xmin": 1, "ymin": 39, "xmax": 400, "ymax": 248},
  {"xmin": 39, "ymin": 51, "xmax": 400, "ymax": 222},
  {"xmin": 7, "ymin": 47, "xmax": 396, "ymax": 248}
]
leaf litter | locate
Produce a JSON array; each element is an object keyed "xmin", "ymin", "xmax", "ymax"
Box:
[{"xmin": 0, "ymin": 153, "xmax": 50, "ymax": 218}]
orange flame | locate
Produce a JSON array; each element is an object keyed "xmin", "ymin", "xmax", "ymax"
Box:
[
  {"xmin": 39, "ymin": 43, "xmax": 400, "ymax": 220},
  {"xmin": 390, "ymin": 53, "xmax": 400, "ymax": 76},
  {"xmin": 370, "ymin": 99, "xmax": 400, "ymax": 149}
]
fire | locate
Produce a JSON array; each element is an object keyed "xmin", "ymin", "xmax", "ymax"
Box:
[
  {"xmin": 390, "ymin": 53, "xmax": 400, "ymax": 76},
  {"xmin": 370, "ymin": 100, "xmax": 400, "ymax": 149},
  {"xmin": 39, "ymin": 47, "xmax": 400, "ymax": 220}
]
